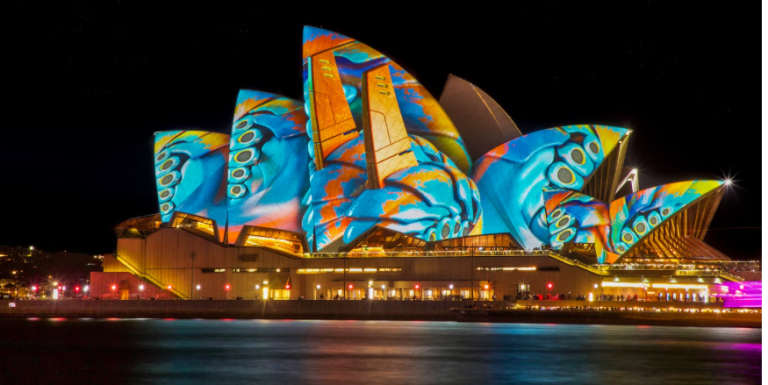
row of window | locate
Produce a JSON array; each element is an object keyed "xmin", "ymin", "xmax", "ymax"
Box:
[
  {"xmin": 296, "ymin": 268, "xmax": 403, "ymax": 274},
  {"xmin": 200, "ymin": 268, "xmax": 291, "ymax": 273},
  {"xmin": 476, "ymin": 267, "xmax": 537, "ymax": 271}
]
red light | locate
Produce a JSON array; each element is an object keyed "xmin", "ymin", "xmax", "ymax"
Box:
[
  {"xmin": 415, "ymin": 284, "xmax": 420, "ymax": 289},
  {"xmin": 285, "ymin": 284, "xmax": 291, "ymax": 290},
  {"xmin": 31, "ymin": 286, "xmax": 38, "ymax": 291},
  {"xmin": 225, "ymin": 284, "xmax": 230, "ymax": 290},
  {"xmin": 111, "ymin": 285, "xmax": 116, "ymax": 291},
  {"xmin": 547, "ymin": 283, "xmax": 553, "ymax": 289},
  {"xmin": 348, "ymin": 284, "xmax": 353, "ymax": 289},
  {"xmin": 58, "ymin": 286, "xmax": 62, "ymax": 290},
  {"xmin": 75, "ymin": 286, "xmax": 80, "ymax": 292},
  {"xmin": 167, "ymin": 285, "xmax": 172, "ymax": 290}
]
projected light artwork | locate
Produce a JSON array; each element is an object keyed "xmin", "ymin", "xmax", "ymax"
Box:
[
  {"xmin": 226, "ymin": 90, "xmax": 310, "ymax": 244},
  {"xmin": 154, "ymin": 131, "xmax": 229, "ymax": 241},
  {"xmin": 149, "ymin": 26, "xmax": 728, "ymax": 262}
]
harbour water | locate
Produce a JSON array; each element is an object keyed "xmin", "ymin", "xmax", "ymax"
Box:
[{"xmin": 0, "ymin": 319, "xmax": 760, "ymax": 384}]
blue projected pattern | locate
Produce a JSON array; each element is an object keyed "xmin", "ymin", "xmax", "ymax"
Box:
[
  {"xmin": 154, "ymin": 131, "xmax": 230, "ymax": 241},
  {"xmin": 148, "ymin": 27, "xmax": 724, "ymax": 264},
  {"xmin": 470, "ymin": 125, "xmax": 628, "ymax": 249}
]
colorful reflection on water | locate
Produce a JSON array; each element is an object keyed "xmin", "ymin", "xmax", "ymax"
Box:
[{"xmin": 0, "ymin": 319, "xmax": 760, "ymax": 385}]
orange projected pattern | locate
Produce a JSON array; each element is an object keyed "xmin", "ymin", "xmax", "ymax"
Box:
[
  {"xmin": 363, "ymin": 64, "xmax": 418, "ymax": 189},
  {"xmin": 308, "ymin": 51, "xmax": 358, "ymax": 169}
]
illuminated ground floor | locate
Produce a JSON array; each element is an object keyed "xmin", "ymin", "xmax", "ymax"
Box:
[{"xmin": 87, "ymin": 227, "xmax": 753, "ymax": 305}]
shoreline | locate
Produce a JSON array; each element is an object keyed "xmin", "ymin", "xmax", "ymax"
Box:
[
  {"xmin": 453, "ymin": 308, "xmax": 761, "ymax": 328},
  {"xmin": 0, "ymin": 300, "xmax": 760, "ymax": 327}
]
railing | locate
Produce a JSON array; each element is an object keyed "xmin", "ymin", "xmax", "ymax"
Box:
[
  {"xmin": 301, "ymin": 249, "xmax": 555, "ymax": 259},
  {"xmin": 114, "ymin": 255, "xmax": 189, "ymax": 299},
  {"xmin": 598, "ymin": 264, "xmax": 681, "ymax": 271},
  {"xmin": 674, "ymin": 269, "xmax": 745, "ymax": 282},
  {"xmin": 546, "ymin": 253, "xmax": 607, "ymax": 275},
  {"xmin": 302, "ymin": 249, "xmax": 607, "ymax": 276}
]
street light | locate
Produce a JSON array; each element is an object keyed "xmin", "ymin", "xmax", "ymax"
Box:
[
  {"xmin": 315, "ymin": 284, "xmax": 320, "ymax": 300},
  {"xmin": 225, "ymin": 284, "xmax": 231, "ymax": 300},
  {"xmin": 111, "ymin": 285, "xmax": 117, "ymax": 300}
]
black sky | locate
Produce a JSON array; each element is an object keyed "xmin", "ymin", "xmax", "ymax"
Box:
[{"xmin": 1, "ymin": 1, "xmax": 761, "ymax": 259}]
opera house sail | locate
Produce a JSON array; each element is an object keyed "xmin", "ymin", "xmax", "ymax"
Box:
[{"xmin": 105, "ymin": 26, "xmax": 733, "ymax": 301}]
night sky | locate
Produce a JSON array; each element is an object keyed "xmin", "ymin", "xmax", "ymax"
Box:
[{"xmin": 2, "ymin": 2, "xmax": 760, "ymax": 259}]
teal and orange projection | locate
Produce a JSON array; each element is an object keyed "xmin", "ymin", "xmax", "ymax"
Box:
[{"xmin": 151, "ymin": 26, "xmax": 725, "ymax": 261}]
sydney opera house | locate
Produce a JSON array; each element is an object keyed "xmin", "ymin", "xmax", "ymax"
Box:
[{"xmin": 93, "ymin": 27, "xmax": 744, "ymax": 302}]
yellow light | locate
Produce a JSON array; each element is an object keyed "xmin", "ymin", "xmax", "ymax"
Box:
[
  {"xmin": 348, "ymin": 268, "xmax": 362, "ymax": 272},
  {"xmin": 602, "ymin": 282, "xmax": 645, "ymax": 288},
  {"xmin": 652, "ymin": 283, "xmax": 709, "ymax": 290},
  {"xmin": 363, "ymin": 268, "xmax": 377, "ymax": 272}
]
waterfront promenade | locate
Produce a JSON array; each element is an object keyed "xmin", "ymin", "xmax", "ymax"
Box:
[
  {"xmin": 0, "ymin": 300, "xmax": 760, "ymax": 327},
  {"xmin": 0, "ymin": 299, "xmax": 471, "ymax": 321}
]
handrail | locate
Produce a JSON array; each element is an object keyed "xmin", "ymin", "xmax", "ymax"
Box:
[
  {"xmin": 302, "ymin": 249, "xmax": 557, "ymax": 259},
  {"xmin": 114, "ymin": 255, "xmax": 189, "ymax": 299},
  {"xmin": 546, "ymin": 253, "xmax": 607, "ymax": 275},
  {"xmin": 302, "ymin": 249, "xmax": 607, "ymax": 276},
  {"xmin": 675, "ymin": 269, "xmax": 745, "ymax": 282}
]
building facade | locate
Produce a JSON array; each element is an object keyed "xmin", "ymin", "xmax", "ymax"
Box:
[{"xmin": 92, "ymin": 26, "xmax": 741, "ymax": 302}]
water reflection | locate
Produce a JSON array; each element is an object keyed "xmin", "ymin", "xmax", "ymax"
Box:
[{"xmin": 0, "ymin": 319, "xmax": 760, "ymax": 385}]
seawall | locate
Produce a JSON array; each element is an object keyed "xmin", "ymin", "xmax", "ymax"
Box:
[
  {"xmin": 453, "ymin": 308, "xmax": 762, "ymax": 328},
  {"xmin": 0, "ymin": 300, "xmax": 482, "ymax": 321}
]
